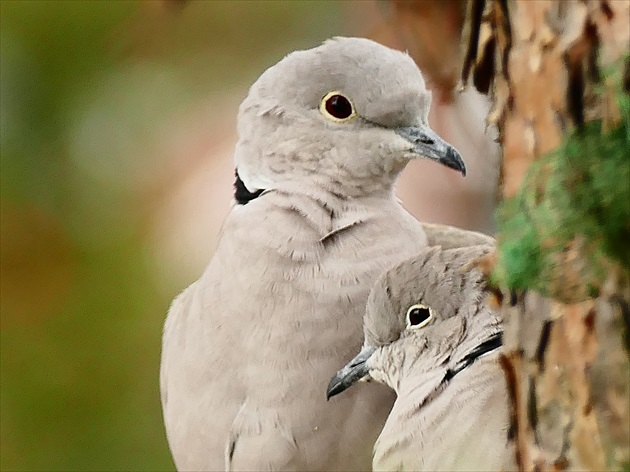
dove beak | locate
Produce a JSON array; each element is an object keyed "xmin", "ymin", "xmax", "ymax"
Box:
[
  {"xmin": 326, "ymin": 346, "xmax": 376, "ymax": 400},
  {"xmin": 396, "ymin": 125, "xmax": 466, "ymax": 176}
]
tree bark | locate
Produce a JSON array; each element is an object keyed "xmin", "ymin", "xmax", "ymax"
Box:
[{"xmin": 461, "ymin": 1, "xmax": 630, "ymax": 470}]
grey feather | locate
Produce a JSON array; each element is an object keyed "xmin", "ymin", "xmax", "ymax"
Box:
[
  {"xmin": 328, "ymin": 245, "xmax": 511, "ymax": 471},
  {"xmin": 160, "ymin": 37, "xmax": 476, "ymax": 471},
  {"xmin": 420, "ymin": 222, "xmax": 494, "ymax": 249}
]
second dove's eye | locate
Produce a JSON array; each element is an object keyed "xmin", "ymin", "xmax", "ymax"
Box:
[
  {"xmin": 320, "ymin": 92, "xmax": 356, "ymax": 122},
  {"xmin": 406, "ymin": 304, "xmax": 433, "ymax": 330}
]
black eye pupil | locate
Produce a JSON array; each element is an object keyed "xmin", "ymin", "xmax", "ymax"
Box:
[
  {"xmin": 409, "ymin": 307, "xmax": 431, "ymax": 326},
  {"xmin": 325, "ymin": 94, "xmax": 353, "ymax": 119}
]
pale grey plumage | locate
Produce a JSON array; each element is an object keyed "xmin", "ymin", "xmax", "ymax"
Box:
[
  {"xmin": 328, "ymin": 245, "xmax": 510, "ymax": 471},
  {"xmin": 160, "ymin": 37, "xmax": 482, "ymax": 471}
]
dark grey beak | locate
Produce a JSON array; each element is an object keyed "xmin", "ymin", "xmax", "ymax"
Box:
[
  {"xmin": 396, "ymin": 125, "xmax": 466, "ymax": 176},
  {"xmin": 326, "ymin": 346, "xmax": 376, "ymax": 400}
]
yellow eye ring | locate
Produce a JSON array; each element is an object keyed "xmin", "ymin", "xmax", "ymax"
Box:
[
  {"xmin": 405, "ymin": 304, "xmax": 433, "ymax": 330},
  {"xmin": 319, "ymin": 91, "xmax": 357, "ymax": 123}
]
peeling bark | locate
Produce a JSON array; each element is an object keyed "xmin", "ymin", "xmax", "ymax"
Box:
[{"xmin": 462, "ymin": 1, "xmax": 630, "ymax": 470}]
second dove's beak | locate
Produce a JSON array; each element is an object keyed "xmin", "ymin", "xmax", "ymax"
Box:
[
  {"xmin": 396, "ymin": 125, "xmax": 466, "ymax": 176},
  {"xmin": 326, "ymin": 346, "xmax": 376, "ymax": 400}
]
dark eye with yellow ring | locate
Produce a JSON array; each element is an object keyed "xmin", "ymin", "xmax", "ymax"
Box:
[
  {"xmin": 320, "ymin": 91, "xmax": 356, "ymax": 122},
  {"xmin": 405, "ymin": 304, "xmax": 433, "ymax": 330}
]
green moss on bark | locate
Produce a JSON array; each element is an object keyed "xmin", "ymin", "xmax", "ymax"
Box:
[{"xmin": 493, "ymin": 61, "xmax": 630, "ymax": 300}]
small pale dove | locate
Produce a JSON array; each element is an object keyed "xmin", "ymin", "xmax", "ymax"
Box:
[
  {"xmin": 328, "ymin": 245, "xmax": 509, "ymax": 471},
  {"xmin": 160, "ymin": 37, "xmax": 492, "ymax": 471}
]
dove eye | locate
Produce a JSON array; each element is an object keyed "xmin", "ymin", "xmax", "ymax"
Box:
[
  {"xmin": 320, "ymin": 91, "xmax": 356, "ymax": 122},
  {"xmin": 405, "ymin": 304, "xmax": 433, "ymax": 330}
]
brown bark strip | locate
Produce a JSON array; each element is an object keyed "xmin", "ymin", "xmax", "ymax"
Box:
[
  {"xmin": 500, "ymin": 352, "xmax": 528, "ymax": 472},
  {"xmin": 461, "ymin": 0, "xmax": 630, "ymax": 469}
]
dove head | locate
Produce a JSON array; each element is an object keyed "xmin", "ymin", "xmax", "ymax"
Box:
[
  {"xmin": 362, "ymin": 245, "xmax": 493, "ymax": 348},
  {"xmin": 234, "ymin": 37, "xmax": 465, "ymax": 198},
  {"xmin": 327, "ymin": 245, "xmax": 502, "ymax": 398}
]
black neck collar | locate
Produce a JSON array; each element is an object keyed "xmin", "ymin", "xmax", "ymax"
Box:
[
  {"xmin": 234, "ymin": 170, "xmax": 265, "ymax": 205},
  {"xmin": 415, "ymin": 331, "xmax": 503, "ymax": 413},
  {"xmin": 444, "ymin": 331, "xmax": 503, "ymax": 382}
]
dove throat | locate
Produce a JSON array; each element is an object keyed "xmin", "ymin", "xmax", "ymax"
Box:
[{"xmin": 374, "ymin": 332, "xmax": 507, "ymax": 471}]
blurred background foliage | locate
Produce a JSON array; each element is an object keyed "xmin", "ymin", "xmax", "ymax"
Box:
[
  {"xmin": 1, "ymin": 1, "xmax": 500, "ymax": 470},
  {"xmin": 1, "ymin": 1, "xmax": 344, "ymax": 470}
]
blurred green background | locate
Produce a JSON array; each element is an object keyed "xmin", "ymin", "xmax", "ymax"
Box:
[{"xmin": 0, "ymin": 1, "xmax": 348, "ymax": 470}]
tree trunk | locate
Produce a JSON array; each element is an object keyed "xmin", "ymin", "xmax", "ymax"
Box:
[{"xmin": 461, "ymin": 1, "xmax": 630, "ymax": 470}]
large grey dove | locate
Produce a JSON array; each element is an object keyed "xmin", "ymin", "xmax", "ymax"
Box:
[
  {"xmin": 160, "ymin": 37, "xmax": 490, "ymax": 471},
  {"xmin": 327, "ymin": 245, "xmax": 509, "ymax": 471}
]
